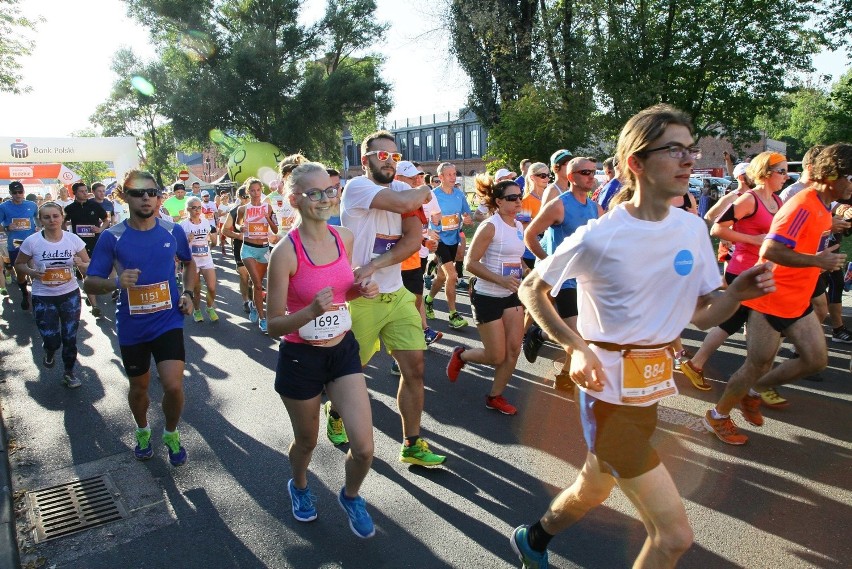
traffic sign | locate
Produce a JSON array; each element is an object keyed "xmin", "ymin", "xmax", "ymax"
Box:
[{"xmin": 178, "ymin": 170, "xmax": 190, "ymax": 181}]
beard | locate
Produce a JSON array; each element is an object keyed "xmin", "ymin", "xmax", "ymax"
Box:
[
  {"xmin": 133, "ymin": 208, "xmax": 155, "ymax": 219},
  {"xmin": 367, "ymin": 161, "xmax": 395, "ymax": 185}
]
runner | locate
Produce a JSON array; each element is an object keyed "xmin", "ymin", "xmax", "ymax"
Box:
[
  {"xmin": 510, "ymin": 104, "xmax": 775, "ymax": 568},
  {"xmin": 446, "ymin": 178, "xmax": 526, "ymax": 415},
  {"xmin": 267, "ymin": 162, "xmax": 379, "ymax": 538},
  {"xmin": 704, "ymin": 144, "xmax": 851, "ymax": 444},
  {"xmin": 232, "ymin": 178, "xmax": 278, "ymax": 333},
  {"xmin": 63, "ymin": 181, "xmax": 109, "ymax": 316},
  {"xmin": 518, "ymin": 162, "xmax": 550, "ymax": 271},
  {"xmin": 84, "ymin": 170, "xmax": 197, "ymax": 466},
  {"xmin": 14, "ymin": 202, "xmax": 90, "ymax": 387},
  {"xmin": 92, "ymin": 183, "xmax": 115, "ymax": 226},
  {"xmin": 200, "ymin": 190, "xmax": 219, "ymax": 248},
  {"xmin": 180, "ymin": 197, "xmax": 219, "ymax": 323},
  {"xmin": 216, "ymin": 190, "xmax": 232, "ymax": 253},
  {"xmin": 221, "ymin": 186, "xmax": 253, "ymax": 313},
  {"xmin": 424, "ymin": 162, "xmax": 472, "ymax": 329},
  {"xmin": 540, "ymin": 149, "xmax": 573, "ymax": 204},
  {"xmin": 163, "ymin": 183, "xmax": 189, "ymax": 222},
  {"xmin": 0, "ymin": 181, "xmax": 38, "ymax": 309},
  {"xmin": 339, "ymin": 129, "xmax": 446, "ymax": 467},
  {"xmin": 680, "ymin": 152, "xmax": 784, "ymax": 392}
]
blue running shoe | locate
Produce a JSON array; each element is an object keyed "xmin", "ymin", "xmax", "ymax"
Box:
[
  {"xmin": 288, "ymin": 479, "xmax": 317, "ymax": 522},
  {"xmin": 249, "ymin": 301, "xmax": 259, "ymax": 323},
  {"xmin": 424, "ymin": 327, "xmax": 442, "ymax": 345},
  {"xmin": 259, "ymin": 318, "xmax": 268, "ymax": 334},
  {"xmin": 134, "ymin": 428, "xmax": 153, "ymax": 461},
  {"xmin": 162, "ymin": 431, "xmax": 187, "ymax": 466},
  {"xmin": 338, "ymin": 488, "xmax": 375, "ymax": 538},
  {"xmin": 510, "ymin": 525, "xmax": 549, "ymax": 569}
]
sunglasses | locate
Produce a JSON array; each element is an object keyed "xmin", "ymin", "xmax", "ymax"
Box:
[
  {"xmin": 572, "ymin": 169, "xmax": 595, "ymax": 176},
  {"xmin": 125, "ymin": 188, "xmax": 160, "ymax": 198},
  {"xmin": 770, "ymin": 168, "xmax": 788, "ymax": 176},
  {"xmin": 499, "ymin": 193, "xmax": 523, "ymax": 202},
  {"xmin": 187, "ymin": 206, "xmax": 202, "ymax": 210},
  {"xmin": 532, "ymin": 173, "xmax": 550, "ymax": 179},
  {"xmin": 301, "ymin": 187, "xmax": 339, "ymax": 201},
  {"xmin": 364, "ymin": 150, "xmax": 403, "ymax": 162},
  {"xmin": 9, "ymin": 189, "xmax": 24, "ymax": 194}
]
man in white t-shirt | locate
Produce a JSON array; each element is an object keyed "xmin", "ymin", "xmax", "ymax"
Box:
[
  {"xmin": 335, "ymin": 130, "xmax": 446, "ymax": 468},
  {"xmin": 510, "ymin": 104, "xmax": 776, "ymax": 568}
]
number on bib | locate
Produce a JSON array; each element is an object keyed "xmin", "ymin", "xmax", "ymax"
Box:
[{"xmin": 620, "ymin": 348, "xmax": 677, "ymax": 405}]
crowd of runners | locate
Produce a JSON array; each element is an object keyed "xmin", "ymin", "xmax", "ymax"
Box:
[{"xmin": 2, "ymin": 103, "xmax": 851, "ymax": 568}]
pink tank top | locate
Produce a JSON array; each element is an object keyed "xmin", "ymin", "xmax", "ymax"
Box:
[
  {"xmin": 284, "ymin": 226, "xmax": 354, "ymax": 344},
  {"xmin": 727, "ymin": 190, "xmax": 782, "ymax": 275},
  {"xmin": 244, "ymin": 203, "xmax": 270, "ymax": 244}
]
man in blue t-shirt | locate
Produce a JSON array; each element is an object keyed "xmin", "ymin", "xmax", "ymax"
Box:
[
  {"xmin": 0, "ymin": 181, "xmax": 38, "ymax": 309},
  {"xmin": 85, "ymin": 170, "xmax": 197, "ymax": 468},
  {"xmin": 91, "ymin": 183, "xmax": 114, "ymax": 226},
  {"xmin": 424, "ymin": 162, "xmax": 472, "ymax": 329}
]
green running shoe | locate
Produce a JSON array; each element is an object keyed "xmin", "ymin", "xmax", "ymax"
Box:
[
  {"xmin": 134, "ymin": 428, "xmax": 153, "ymax": 460},
  {"xmin": 162, "ymin": 431, "xmax": 187, "ymax": 466},
  {"xmin": 399, "ymin": 437, "xmax": 446, "ymax": 467},
  {"xmin": 193, "ymin": 309, "xmax": 204, "ymax": 323},
  {"xmin": 207, "ymin": 307, "xmax": 219, "ymax": 322},
  {"xmin": 324, "ymin": 401, "xmax": 348, "ymax": 445},
  {"xmin": 448, "ymin": 311, "xmax": 468, "ymax": 329},
  {"xmin": 424, "ymin": 295, "xmax": 435, "ymax": 320}
]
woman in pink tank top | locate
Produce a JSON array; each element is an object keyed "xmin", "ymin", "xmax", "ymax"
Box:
[{"xmin": 266, "ymin": 162, "xmax": 380, "ymax": 538}]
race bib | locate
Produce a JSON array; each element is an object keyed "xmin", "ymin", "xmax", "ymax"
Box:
[
  {"xmin": 280, "ymin": 216, "xmax": 296, "ymax": 230},
  {"xmin": 372, "ymin": 233, "xmax": 400, "ymax": 258},
  {"xmin": 516, "ymin": 210, "xmax": 532, "ymax": 224},
  {"xmin": 246, "ymin": 221, "xmax": 268, "ymax": 240},
  {"xmin": 441, "ymin": 214, "xmax": 460, "ymax": 232},
  {"xmin": 205, "ymin": 212, "xmax": 215, "ymax": 220},
  {"xmin": 128, "ymin": 281, "xmax": 172, "ymax": 315},
  {"xmin": 10, "ymin": 218, "xmax": 31, "ymax": 231},
  {"xmin": 298, "ymin": 304, "xmax": 352, "ymax": 345},
  {"xmin": 620, "ymin": 348, "xmax": 677, "ymax": 405},
  {"xmin": 42, "ymin": 267, "xmax": 73, "ymax": 286},
  {"xmin": 75, "ymin": 225, "xmax": 96, "ymax": 238},
  {"xmin": 817, "ymin": 230, "xmax": 832, "ymax": 252},
  {"xmin": 191, "ymin": 244, "xmax": 210, "ymax": 257},
  {"xmin": 501, "ymin": 261, "xmax": 522, "ymax": 279}
]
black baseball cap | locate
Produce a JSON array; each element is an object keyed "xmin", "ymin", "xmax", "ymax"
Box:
[
  {"xmin": 173, "ymin": 183, "xmax": 186, "ymax": 191},
  {"xmin": 8, "ymin": 181, "xmax": 24, "ymax": 192}
]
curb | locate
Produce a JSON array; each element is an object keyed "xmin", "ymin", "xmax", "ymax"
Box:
[{"xmin": 0, "ymin": 404, "xmax": 21, "ymax": 569}]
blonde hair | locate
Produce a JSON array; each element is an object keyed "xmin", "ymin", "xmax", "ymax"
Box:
[
  {"xmin": 524, "ymin": 162, "xmax": 549, "ymax": 194},
  {"xmin": 747, "ymin": 151, "xmax": 786, "ymax": 182},
  {"xmin": 284, "ymin": 162, "xmax": 329, "ymax": 198},
  {"xmin": 278, "ymin": 153, "xmax": 309, "ymax": 181}
]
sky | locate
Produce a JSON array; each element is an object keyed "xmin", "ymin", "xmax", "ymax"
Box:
[{"xmin": 0, "ymin": 0, "xmax": 847, "ymax": 139}]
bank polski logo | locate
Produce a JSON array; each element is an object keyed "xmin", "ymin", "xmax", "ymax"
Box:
[
  {"xmin": 10, "ymin": 139, "xmax": 28, "ymax": 159},
  {"xmin": 673, "ymin": 250, "xmax": 694, "ymax": 276}
]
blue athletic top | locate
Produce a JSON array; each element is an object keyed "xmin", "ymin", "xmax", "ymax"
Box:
[
  {"xmin": 88, "ymin": 219, "xmax": 192, "ymax": 346},
  {"xmin": 430, "ymin": 187, "xmax": 470, "ymax": 246},
  {"xmin": 0, "ymin": 200, "xmax": 38, "ymax": 250},
  {"xmin": 542, "ymin": 191, "xmax": 599, "ymax": 289}
]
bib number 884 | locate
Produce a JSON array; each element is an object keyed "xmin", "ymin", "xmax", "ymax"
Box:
[{"xmin": 644, "ymin": 363, "xmax": 666, "ymax": 379}]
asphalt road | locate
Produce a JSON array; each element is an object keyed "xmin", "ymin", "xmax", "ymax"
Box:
[{"xmin": 1, "ymin": 249, "xmax": 850, "ymax": 569}]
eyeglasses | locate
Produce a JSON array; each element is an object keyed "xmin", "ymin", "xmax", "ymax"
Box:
[
  {"xmin": 125, "ymin": 188, "xmax": 160, "ymax": 198},
  {"xmin": 499, "ymin": 193, "xmax": 523, "ymax": 202},
  {"xmin": 300, "ymin": 187, "xmax": 339, "ymax": 201},
  {"xmin": 770, "ymin": 168, "xmax": 788, "ymax": 176},
  {"xmin": 532, "ymin": 173, "xmax": 550, "ymax": 179},
  {"xmin": 187, "ymin": 206, "xmax": 202, "ymax": 210},
  {"xmin": 638, "ymin": 144, "xmax": 701, "ymax": 160},
  {"xmin": 572, "ymin": 169, "xmax": 595, "ymax": 176},
  {"xmin": 364, "ymin": 150, "xmax": 403, "ymax": 162}
]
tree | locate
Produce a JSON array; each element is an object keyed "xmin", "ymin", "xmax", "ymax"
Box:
[
  {"xmin": 825, "ymin": 70, "xmax": 852, "ymax": 142},
  {"xmin": 89, "ymin": 49, "xmax": 183, "ymax": 186},
  {"xmin": 0, "ymin": 0, "xmax": 41, "ymax": 93},
  {"xmin": 121, "ymin": 0, "xmax": 392, "ymax": 166}
]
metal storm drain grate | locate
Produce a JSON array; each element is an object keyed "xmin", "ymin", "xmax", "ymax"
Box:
[{"xmin": 26, "ymin": 474, "xmax": 130, "ymax": 543}]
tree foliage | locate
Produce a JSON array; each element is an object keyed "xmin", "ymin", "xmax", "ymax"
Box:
[
  {"xmin": 0, "ymin": 0, "xmax": 41, "ymax": 93},
  {"xmin": 120, "ymin": 0, "xmax": 392, "ymax": 166}
]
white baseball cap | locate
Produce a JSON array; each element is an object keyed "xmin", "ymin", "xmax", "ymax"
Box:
[
  {"xmin": 733, "ymin": 162, "xmax": 750, "ymax": 178},
  {"xmin": 494, "ymin": 168, "xmax": 516, "ymax": 181},
  {"xmin": 396, "ymin": 161, "xmax": 423, "ymax": 178}
]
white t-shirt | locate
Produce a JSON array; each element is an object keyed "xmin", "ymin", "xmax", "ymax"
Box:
[
  {"xmin": 779, "ymin": 180, "xmax": 807, "ymax": 203},
  {"xmin": 537, "ymin": 204, "xmax": 722, "ymax": 406},
  {"xmin": 420, "ymin": 192, "xmax": 441, "ymax": 258},
  {"xmin": 180, "ymin": 219, "xmax": 214, "ymax": 268},
  {"xmin": 201, "ymin": 201, "xmax": 218, "ymax": 227},
  {"xmin": 341, "ymin": 176, "xmax": 411, "ymax": 293},
  {"xmin": 112, "ymin": 201, "xmax": 129, "ymax": 224},
  {"xmin": 19, "ymin": 230, "xmax": 87, "ymax": 297}
]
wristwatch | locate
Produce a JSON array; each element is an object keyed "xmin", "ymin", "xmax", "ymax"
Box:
[{"xmin": 182, "ymin": 290, "xmax": 194, "ymax": 300}]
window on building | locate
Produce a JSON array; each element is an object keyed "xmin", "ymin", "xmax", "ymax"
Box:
[
  {"xmin": 398, "ymin": 135, "xmax": 407, "ymax": 155},
  {"xmin": 455, "ymin": 131, "xmax": 463, "ymax": 157},
  {"xmin": 440, "ymin": 132, "xmax": 448, "ymax": 160},
  {"xmin": 426, "ymin": 134, "xmax": 434, "ymax": 160},
  {"xmin": 413, "ymin": 135, "xmax": 420, "ymax": 161},
  {"xmin": 470, "ymin": 129, "xmax": 480, "ymax": 156}
]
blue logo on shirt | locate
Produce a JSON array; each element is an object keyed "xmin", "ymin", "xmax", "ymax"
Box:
[{"xmin": 673, "ymin": 250, "xmax": 694, "ymax": 276}]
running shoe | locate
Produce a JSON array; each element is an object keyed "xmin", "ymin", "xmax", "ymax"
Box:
[
  {"xmin": 673, "ymin": 349, "xmax": 689, "ymax": 371},
  {"xmin": 193, "ymin": 309, "xmax": 204, "ymax": 323},
  {"xmin": 703, "ymin": 410, "xmax": 748, "ymax": 445},
  {"xmin": 447, "ymin": 346, "xmax": 465, "ymax": 382},
  {"xmin": 243, "ymin": 301, "xmax": 251, "ymax": 314},
  {"xmin": 448, "ymin": 311, "xmax": 468, "ymax": 329},
  {"xmin": 91, "ymin": 306, "xmax": 102, "ymax": 318},
  {"xmin": 740, "ymin": 394, "xmax": 764, "ymax": 426},
  {"xmin": 324, "ymin": 400, "xmax": 348, "ymax": 445},
  {"xmin": 523, "ymin": 325, "xmax": 545, "ymax": 363},
  {"xmin": 207, "ymin": 307, "xmax": 219, "ymax": 322},
  {"xmin": 259, "ymin": 318, "xmax": 268, "ymax": 334},
  {"xmin": 287, "ymin": 479, "xmax": 317, "ymax": 522},
  {"xmin": 390, "ymin": 360, "xmax": 401, "ymax": 376},
  {"xmin": 680, "ymin": 360, "xmax": 712, "ymax": 391},
  {"xmin": 249, "ymin": 302, "xmax": 259, "ymax": 323},
  {"xmin": 21, "ymin": 292, "xmax": 30, "ymax": 311},
  {"xmin": 424, "ymin": 327, "xmax": 442, "ymax": 345},
  {"xmin": 43, "ymin": 350, "xmax": 56, "ymax": 368},
  {"xmin": 486, "ymin": 394, "xmax": 517, "ymax": 415},
  {"xmin": 399, "ymin": 438, "xmax": 446, "ymax": 467},
  {"xmin": 162, "ymin": 431, "xmax": 187, "ymax": 466},
  {"xmin": 134, "ymin": 428, "xmax": 154, "ymax": 460},
  {"xmin": 84, "ymin": 297, "xmax": 91, "ymax": 307},
  {"xmin": 424, "ymin": 296, "xmax": 435, "ymax": 320},
  {"xmin": 423, "ymin": 274, "xmax": 433, "ymax": 289},
  {"xmin": 457, "ymin": 278, "xmax": 469, "ymax": 291},
  {"xmin": 337, "ymin": 488, "xmax": 375, "ymax": 538},
  {"xmin": 831, "ymin": 326, "xmax": 852, "ymax": 343},
  {"xmin": 111, "ymin": 289, "xmax": 119, "ymax": 302},
  {"xmin": 62, "ymin": 371, "xmax": 81, "ymax": 389},
  {"xmin": 760, "ymin": 388, "xmax": 789, "ymax": 408},
  {"xmin": 554, "ymin": 369, "xmax": 573, "ymax": 393},
  {"xmin": 510, "ymin": 525, "xmax": 549, "ymax": 569}
]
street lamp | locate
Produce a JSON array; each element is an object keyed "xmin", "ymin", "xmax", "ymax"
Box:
[{"xmin": 204, "ymin": 157, "xmax": 211, "ymax": 182}]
